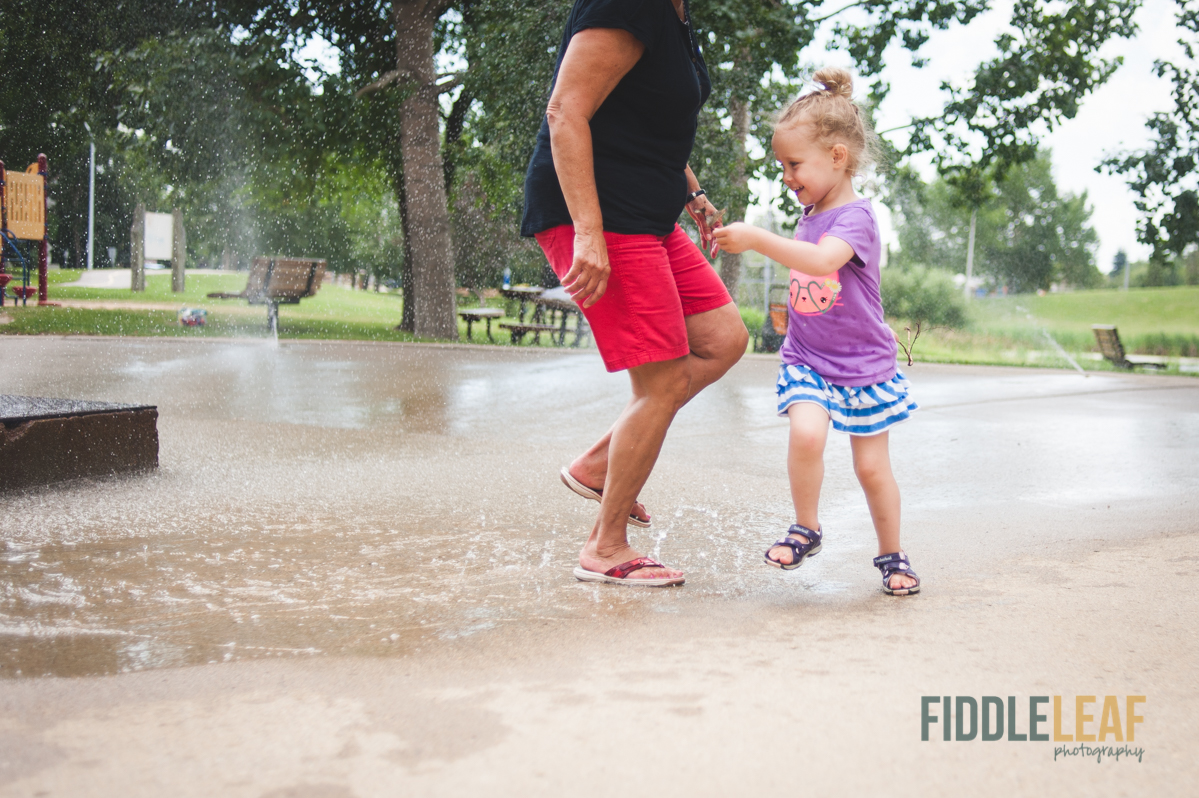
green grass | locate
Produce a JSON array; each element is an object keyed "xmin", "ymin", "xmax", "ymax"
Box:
[
  {"xmin": 891, "ymin": 286, "xmax": 1199, "ymax": 373},
  {"xmin": 6, "ymin": 272, "xmax": 1197, "ymax": 373},
  {"xmin": 974, "ymin": 286, "xmax": 1199, "ymax": 335},
  {"xmin": 1, "ymin": 270, "xmax": 571, "ymax": 346}
]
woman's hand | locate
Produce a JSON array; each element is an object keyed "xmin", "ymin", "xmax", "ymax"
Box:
[
  {"xmin": 711, "ymin": 222, "xmax": 759, "ymax": 255},
  {"xmin": 562, "ymin": 228, "xmax": 610, "ymax": 308},
  {"xmin": 685, "ymin": 193, "xmax": 723, "ymax": 256}
]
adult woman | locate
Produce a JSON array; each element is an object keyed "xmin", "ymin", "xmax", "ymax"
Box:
[{"xmin": 521, "ymin": 0, "xmax": 748, "ymax": 586}]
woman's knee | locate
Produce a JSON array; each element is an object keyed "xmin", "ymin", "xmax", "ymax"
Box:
[
  {"xmin": 724, "ymin": 321, "xmax": 750, "ymax": 362},
  {"xmin": 717, "ymin": 313, "xmax": 750, "ymax": 359},
  {"xmin": 688, "ymin": 304, "xmax": 748, "ymax": 363},
  {"xmin": 632, "ymin": 357, "xmax": 692, "ymax": 409}
]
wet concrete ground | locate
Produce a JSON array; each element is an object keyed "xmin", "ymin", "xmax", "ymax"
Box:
[{"xmin": 0, "ymin": 336, "xmax": 1196, "ymax": 796}]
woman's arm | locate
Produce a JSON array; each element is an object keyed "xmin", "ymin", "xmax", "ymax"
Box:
[
  {"xmin": 711, "ymin": 223, "xmax": 854, "ymax": 277},
  {"xmin": 545, "ymin": 28, "xmax": 645, "ymax": 307}
]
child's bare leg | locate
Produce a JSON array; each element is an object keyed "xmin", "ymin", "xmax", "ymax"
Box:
[
  {"xmin": 849, "ymin": 432, "xmax": 916, "ymax": 590},
  {"xmin": 767, "ymin": 402, "xmax": 829, "ymax": 565}
]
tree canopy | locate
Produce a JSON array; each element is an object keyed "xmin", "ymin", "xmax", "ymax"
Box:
[
  {"xmin": 888, "ymin": 151, "xmax": 1102, "ymax": 292},
  {"xmin": 0, "ymin": 1, "xmax": 216, "ymax": 265},
  {"xmin": 4, "ymin": 0, "xmax": 1187, "ymax": 318},
  {"xmin": 1103, "ymin": 0, "xmax": 1199, "ymax": 264}
]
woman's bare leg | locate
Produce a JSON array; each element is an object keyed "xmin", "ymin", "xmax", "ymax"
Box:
[
  {"xmin": 849, "ymin": 432, "xmax": 916, "ymax": 590},
  {"xmin": 578, "ymin": 356, "xmax": 693, "ymax": 579},
  {"xmin": 567, "ymin": 303, "xmax": 747, "ymax": 515},
  {"xmin": 767, "ymin": 402, "xmax": 829, "ymax": 565}
]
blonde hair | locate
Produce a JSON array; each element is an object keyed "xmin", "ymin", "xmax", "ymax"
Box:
[{"xmin": 776, "ymin": 67, "xmax": 881, "ymax": 177}]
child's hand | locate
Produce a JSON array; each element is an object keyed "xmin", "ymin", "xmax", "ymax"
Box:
[{"xmin": 711, "ymin": 222, "xmax": 758, "ymax": 255}]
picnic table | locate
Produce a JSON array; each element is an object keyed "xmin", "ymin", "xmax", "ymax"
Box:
[
  {"xmin": 498, "ymin": 286, "xmax": 590, "ymax": 347},
  {"xmin": 536, "ymin": 286, "xmax": 591, "ymax": 347},
  {"xmin": 458, "ymin": 306, "xmax": 504, "ymax": 341},
  {"xmin": 500, "ymin": 286, "xmax": 544, "ymax": 322}
]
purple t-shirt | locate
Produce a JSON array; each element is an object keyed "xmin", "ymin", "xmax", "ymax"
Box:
[{"xmin": 778, "ymin": 198, "xmax": 896, "ymax": 387}]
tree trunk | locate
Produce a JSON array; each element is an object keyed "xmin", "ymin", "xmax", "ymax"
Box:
[
  {"xmin": 394, "ymin": 165, "xmax": 416, "ymax": 331},
  {"xmin": 394, "ymin": 1, "xmax": 457, "ymax": 339},
  {"xmin": 443, "ymin": 88, "xmax": 473, "ymax": 192},
  {"xmin": 718, "ymin": 94, "xmax": 752, "ymax": 300}
]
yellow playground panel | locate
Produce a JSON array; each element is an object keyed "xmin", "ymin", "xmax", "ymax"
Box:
[
  {"xmin": 1, "ymin": 155, "xmax": 51, "ymax": 307},
  {"xmin": 5, "ymin": 164, "xmax": 46, "ymax": 241}
]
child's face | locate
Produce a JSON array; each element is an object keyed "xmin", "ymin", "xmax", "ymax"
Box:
[{"xmin": 772, "ymin": 123, "xmax": 848, "ymax": 208}]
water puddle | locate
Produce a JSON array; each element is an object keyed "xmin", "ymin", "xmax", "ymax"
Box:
[{"xmin": 2, "ymin": 340, "xmax": 1196, "ymax": 678}]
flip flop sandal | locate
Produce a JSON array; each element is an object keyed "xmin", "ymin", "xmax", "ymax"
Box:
[
  {"xmin": 874, "ymin": 551, "xmax": 921, "ymax": 595},
  {"xmin": 559, "ymin": 467, "xmax": 651, "ymax": 528},
  {"xmin": 764, "ymin": 524, "xmax": 823, "ymax": 570},
  {"xmin": 573, "ymin": 557, "xmax": 684, "ymax": 587}
]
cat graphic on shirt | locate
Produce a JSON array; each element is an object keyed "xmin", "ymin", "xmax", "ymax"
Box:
[
  {"xmin": 788, "ymin": 232, "xmax": 845, "ymax": 315},
  {"xmin": 789, "ymin": 268, "xmax": 843, "ymax": 315}
]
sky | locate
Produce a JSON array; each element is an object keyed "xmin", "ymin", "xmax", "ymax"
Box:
[{"xmin": 796, "ymin": 0, "xmax": 1188, "ymax": 272}]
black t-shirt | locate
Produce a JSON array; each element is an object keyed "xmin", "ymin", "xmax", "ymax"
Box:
[{"xmin": 520, "ymin": 0, "xmax": 711, "ymax": 237}]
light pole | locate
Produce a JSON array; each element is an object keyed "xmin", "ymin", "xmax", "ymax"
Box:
[
  {"xmin": 83, "ymin": 122, "xmax": 96, "ymax": 271},
  {"xmin": 964, "ymin": 208, "xmax": 977, "ymax": 300}
]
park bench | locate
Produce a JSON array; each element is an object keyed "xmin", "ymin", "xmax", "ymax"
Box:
[
  {"xmin": 207, "ymin": 257, "xmax": 326, "ymax": 332},
  {"xmin": 1091, "ymin": 325, "xmax": 1167, "ymax": 370}
]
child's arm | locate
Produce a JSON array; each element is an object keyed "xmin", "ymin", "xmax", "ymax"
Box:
[{"xmin": 712, "ymin": 222, "xmax": 853, "ymax": 277}]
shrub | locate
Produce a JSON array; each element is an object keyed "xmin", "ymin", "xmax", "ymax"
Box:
[
  {"xmin": 880, "ymin": 266, "xmax": 967, "ymax": 328},
  {"xmin": 739, "ymin": 306, "xmax": 765, "ymax": 332}
]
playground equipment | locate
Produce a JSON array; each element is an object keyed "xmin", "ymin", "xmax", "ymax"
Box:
[
  {"xmin": 0, "ymin": 155, "xmax": 50, "ymax": 307},
  {"xmin": 207, "ymin": 257, "xmax": 327, "ymax": 334}
]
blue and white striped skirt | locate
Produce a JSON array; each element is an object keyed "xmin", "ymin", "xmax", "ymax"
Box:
[{"xmin": 776, "ymin": 363, "xmax": 918, "ymax": 436}]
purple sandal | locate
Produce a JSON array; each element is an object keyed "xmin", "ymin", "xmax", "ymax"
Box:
[
  {"xmin": 764, "ymin": 524, "xmax": 823, "ymax": 570},
  {"xmin": 874, "ymin": 551, "xmax": 920, "ymax": 595}
]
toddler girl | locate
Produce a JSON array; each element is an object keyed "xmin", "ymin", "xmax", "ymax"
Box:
[{"xmin": 712, "ymin": 67, "xmax": 920, "ymax": 595}]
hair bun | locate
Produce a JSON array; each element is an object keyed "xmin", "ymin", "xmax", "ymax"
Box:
[{"xmin": 813, "ymin": 67, "xmax": 854, "ymax": 99}]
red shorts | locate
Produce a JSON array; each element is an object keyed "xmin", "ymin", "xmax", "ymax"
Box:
[{"xmin": 535, "ymin": 224, "xmax": 733, "ymax": 372}]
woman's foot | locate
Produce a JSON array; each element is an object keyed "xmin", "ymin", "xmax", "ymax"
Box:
[
  {"xmin": 564, "ymin": 463, "xmax": 650, "ymax": 525},
  {"xmin": 580, "ymin": 542, "xmax": 682, "ymax": 583}
]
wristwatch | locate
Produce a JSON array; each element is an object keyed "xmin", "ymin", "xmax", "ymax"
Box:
[{"xmin": 686, "ymin": 189, "xmax": 706, "ymax": 203}]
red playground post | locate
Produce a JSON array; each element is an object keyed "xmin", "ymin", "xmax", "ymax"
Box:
[
  {"xmin": 37, "ymin": 154, "xmax": 48, "ymax": 305},
  {"xmin": 0, "ymin": 160, "xmax": 8, "ymax": 306}
]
